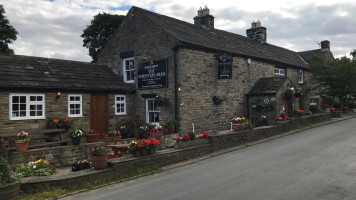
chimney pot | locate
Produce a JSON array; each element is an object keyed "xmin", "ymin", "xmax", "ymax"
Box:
[
  {"xmin": 246, "ymin": 20, "xmax": 267, "ymax": 44},
  {"xmin": 194, "ymin": 6, "xmax": 214, "ymax": 31},
  {"xmin": 320, "ymin": 40, "xmax": 330, "ymax": 50}
]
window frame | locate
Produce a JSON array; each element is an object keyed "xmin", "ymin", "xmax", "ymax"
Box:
[
  {"xmin": 9, "ymin": 93, "xmax": 45, "ymax": 120},
  {"xmin": 115, "ymin": 95, "xmax": 127, "ymax": 115},
  {"xmin": 68, "ymin": 94, "xmax": 83, "ymax": 117},
  {"xmin": 275, "ymin": 67, "xmax": 286, "ymax": 76},
  {"xmin": 298, "ymin": 69, "xmax": 304, "ymax": 83},
  {"xmin": 123, "ymin": 57, "xmax": 134, "ymax": 83},
  {"xmin": 146, "ymin": 98, "xmax": 159, "ymax": 125}
]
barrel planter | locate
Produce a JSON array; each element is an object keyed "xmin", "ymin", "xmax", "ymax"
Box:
[{"xmin": 0, "ymin": 181, "xmax": 20, "ymax": 200}]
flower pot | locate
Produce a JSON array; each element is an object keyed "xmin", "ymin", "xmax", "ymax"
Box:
[
  {"xmin": 133, "ymin": 151, "xmax": 142, "ymax": 157},
  {"xmin": 103, "ymin": 136, "xmax": 122, "ymax": 142},
  {"xmin": 86, "ymin": 134, "xmax": 100, "ymax": 143},
  {"xmin": 0, "ymin": 181, "xmax": 20, "ymax": 200},
  {"xmin": 150, "ymin": 131, "xmax": 163, "ymax": 136},
  {"xmin": 14, "ymin": 140, "xmax": 29, "ymax": 152},
  {"xmin": 91, "ymin": 155, "xmax": 108, "ymax": 170},
  {"xmin": 167, "ymin": 127, "xmax": 175, "ymax": 134},
  {"xmin": 232, "ymin": 124, "xmax": 246, "ymax": 132},
  {"xmin": 149, "ymin": 149, "xmax": 156, "ymax": 154},
  {"xmin": 71, "ymin": 137, "xmax": 81, "ymax": 146}
]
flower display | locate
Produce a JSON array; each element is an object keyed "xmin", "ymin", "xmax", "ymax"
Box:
[
  {"xmin": 47, "ymin": 117, "xmax": 72, "ymax": 131},
  {"xmin": 13, "ymin": 131, "xmax": 30, "ymax": 142},
  {"xmin": 68, "ymin": 129, "xmax": 85, "ymax": 138},
  {"xmin": 150, "ymin": 125, "xmax": 166, "ymax": 133},
  {"xmin": 91, "ymin": 146, "xmax": 108, "ymax": 156},
  {"xmin": 154, "ymin": 94, "xmax": 168, "ymax": 106},
  {"xmin": 17, "ymin": 159, "xmax": 57, "ymax": 177},
  {"xmin": 199, "ymin": 132, "xmax": 209, "ymax": 139},
  {"xmin": 86, "ymin": 129, "xmax": 96, "ymax": 135},
  {"xmin": 71, "ymin": 160, "xmax": 92, "ymax": 172},
  {"xmin": 104, "ymin": 130, "xmax": 121, "ymax": 138},
  {"xmin": 128, "ymin": 138, "xmax": 160, "ymax": 154},
  {"xmin": 231, "ymin": 117, "xmax": 247, "ymax": 124}
]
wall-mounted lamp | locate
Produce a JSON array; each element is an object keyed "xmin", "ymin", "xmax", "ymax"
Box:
[
  {"xmin": 142, "ymin": 56, "xmax": 147, "ymax": 61},
  {"xmin": 56, "ymin": 92, "xmax": 61, "ymax": 99},
  {"xmin": 247, "ymin": 58, "xmax": 252, "ymax": 65},
  {"xmin": 178, "ymin": 87, "xmax": 181, "ymax": 92}
]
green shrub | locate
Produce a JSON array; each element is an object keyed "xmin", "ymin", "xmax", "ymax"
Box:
[
  {"xmin": 348, "ymin": 101, "xmax": 356, "ymax": 108},
  {"xmin": 17, "ymin": 159, "xmax": 56, "ymax": 177},
  {"xmin": 165, "ymin": 119, "xmax": 177, "ymax": 128},
  {"xmin": 188, "ymin": 131, "xmax": 196, "ymax": 141},
  {"xmin": 0, "ymin": 156, "xmax": 17, "ymax": 186},
  {"xmin": 309, "ymin": 105, "xmax": 318, "ymax": 112}
]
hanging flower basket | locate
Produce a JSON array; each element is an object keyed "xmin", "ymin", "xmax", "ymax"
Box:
[{"xmin": 155, "ymin": 94, "xmax": 167, "ymax": 106}]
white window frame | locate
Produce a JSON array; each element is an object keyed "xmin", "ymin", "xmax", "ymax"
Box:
[
  {"xmin": 298, "ymin": 69, "xmax": 304, "ymax": 83},
  {"xmin": 68, "ymin": 94, "xmax": 82, "ymax": 117},
  {"xmin": 123, "ymin": 57, "xmax": 134, "ymax": 83},
  {"xmin": 9, "ymin": 93, "xmax": 45, "ymax": 120},
  {"xmin": 310, "ymin": 98, "xmax": 318, "ymax": 106},
  {"xmin": 146, "ymin": 98, "xmax": 159, "ymax": 125},
  {"xmin": 115, "ymin": 95, "xmax": 126, "ymax": 115},
  {"xmin": 275, "ymin": 67, "xmax": 286, "ymax": 76}
]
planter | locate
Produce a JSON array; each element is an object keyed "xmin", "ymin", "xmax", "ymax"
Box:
[
  {"xmin": 331, "ymin": 111, "xmax": 342, "ymax": 118},
  {"xmin": 0, "ymin": 181, "xmax": 20, "ymax": 200},
  {"xmin": 91, "ymin": 155, "xmax": 108, "ymax": 170},
  {"xmin": 232, "ymin": 124, "xmax": 249, "ymax": 132},
  {"xmin": 86, "ymin": 134, "xmax": 100, "ymax": 143},
  {"xmin": 175, "ymin": 139, "xmax": 209, "ymax": 149},
  {"xmin": 71, "ymin": 137, "xmax": 81, "ymax": 146},
  {"xmin": 14, "ymin": 140, "xmax": 29, "ymax": 152},
  {"xmin": 167, "ymin": 127, "xmax": 175, "ymax": 134},
  {"xmin": 103, "ymin": 136, "xmax": 122, "ymax": 142},
  {"xmin": 150, "ymin": 131, "xmax": 163, "ymax": 136}
]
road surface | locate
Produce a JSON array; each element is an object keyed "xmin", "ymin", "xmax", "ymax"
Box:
[{"xmin": 62, "ymin": 117, "xmax": 356, "ymax": 200}]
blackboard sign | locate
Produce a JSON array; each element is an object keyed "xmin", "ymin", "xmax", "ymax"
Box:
[
  {"xmin": 218, "ymin": 57, "xmax": 232, "ymax": 79},
  {"xmin": 138, "ymin": 59, "xmax": 168, "ymax": 89}
]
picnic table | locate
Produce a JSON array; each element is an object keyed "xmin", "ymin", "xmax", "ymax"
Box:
[{"xmin": 106, "ymin": 144, "xmax": 130, "ymax": 157}]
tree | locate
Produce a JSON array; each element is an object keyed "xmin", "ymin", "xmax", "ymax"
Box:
[
  {"xmin": 350, "ymin": 49, "xmax": 356, "ymax": 61},
  {"xmin": 309, "ymin": 53, "xmax": 356, "ymax": 100},
  {"xmin": 0, "ymin": 4, "xmax": 18, "ymax": 54},
  {"xmin": 81, "ymin": 13, "xmax": 125, "ymax": 63}
]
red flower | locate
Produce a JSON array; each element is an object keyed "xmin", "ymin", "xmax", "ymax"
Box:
[
  {"xmin": 105, "ymin": 150, "xmax": 108, "ymax": 153},
  {"xmin": 203, "ymin": 132, "xmax": 209, "ymax": 137},
  {"xmin": 176, "ymin": 137, "xmax": 181, "ymax": 141},
  {"xmin": 138, "ymin": 144, "xmax": 142, "ymax": 148},
  {"xmin": 285, "ymin": 115, "xmax": 289, "ymax": 119},
  {"xmin": 92, "ymin": 151, "xmax": 97, "ymax": 155},
  {"xmin": 136, "ymin": 115, "xmax": 140, "ymax": 118},
  {"xmin": 183, "ymin": 135, "xmax": 189, "ymax": 139},
  {"xmin": 53, "ymin": 119, "xmax": 59, "ymax": 123},
  {"xmin": 127, "ymin": 120, "xmax": 132, "ymax": 125},
  {"xmin": 64, "ymin": 118, "xmax": 69, "ymax": 122}
]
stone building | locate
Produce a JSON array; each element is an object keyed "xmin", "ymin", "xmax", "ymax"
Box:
[
  {"xmin": 98, "ymin": 6, "xmax": 334, "ymax": 134},
  {"xmin": 0, "ymin": 54, "xmax": 134, "ymax": 138}
]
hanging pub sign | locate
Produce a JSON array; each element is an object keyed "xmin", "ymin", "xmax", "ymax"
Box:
[
  {"xmin": 218, "ymin": 56, "xmax": 232, "ymax": 79},
  {"xmin": 138, "ymin": 59, "xmax": 168, "ymax": 89}
]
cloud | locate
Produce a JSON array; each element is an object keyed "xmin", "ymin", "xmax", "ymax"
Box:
[{"xmin": 2, "ymin": 0, "xmax": 355, "ymax": 62}]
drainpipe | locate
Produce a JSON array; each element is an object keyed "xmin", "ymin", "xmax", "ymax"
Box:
[
  {"xmin": 173, "ymin": 46, "xmax": 179, "ymax": 133},
  {"xmin": 246, "ymin": 95, "xmax": 250, "ymax": 119}
]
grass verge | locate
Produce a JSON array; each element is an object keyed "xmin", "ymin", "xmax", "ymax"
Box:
[{"xmin": 19, "ymin": 165, "xmax": 161, "ymax": 200}]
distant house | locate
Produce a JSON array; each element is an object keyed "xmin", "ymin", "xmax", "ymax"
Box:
[
  {"xmin": 97, "ymin": 6, "xmax": 334, "ymax": 133},
  {"xmin": 0, "ymin": 54, "xmax": 134, "ymax": 137}
]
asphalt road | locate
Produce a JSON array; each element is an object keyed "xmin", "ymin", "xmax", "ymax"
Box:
[{"xmin": 62, "ymin": 117, "xmax": 356, "ymax": 200}]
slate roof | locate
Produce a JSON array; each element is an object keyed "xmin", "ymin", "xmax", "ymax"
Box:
[
  {"xmin": 132, "ymin": 6, "xmax": 308, "ymax": 69},
  {"xmin": 0, "ymin": 54, "xmax": 133, "ymax": 93},
  {"xmin": 298, "ymin": 49, "xmax": 334, "ymax": 64},
  {"xmin": 246, "ymin": 77, "xmax": 290, "ymax": 96}
]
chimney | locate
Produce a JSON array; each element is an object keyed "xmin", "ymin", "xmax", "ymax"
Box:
[
  {"xmin": 246, "ymin": 20, "xmax": 267, "ymax": 44},
  {"xmin": 193, "ymin": 6, "xmax": 214, "ymax": 31},
  {"xmin": 320, "ymin": 40, "xmax": 330, "ymax": 51}
]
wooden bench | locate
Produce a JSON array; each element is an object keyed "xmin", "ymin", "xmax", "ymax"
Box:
[{"xmin": 106, "ymin": 144, "xmax": 130, "ymax": 157}]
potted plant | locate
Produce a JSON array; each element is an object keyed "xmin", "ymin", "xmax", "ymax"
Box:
[
  {"xmin": 47, "ymin": 117, "xmax": 72, "ymax": 131},
  {"xmin": 90, "ymin": 146, "xmax": 108, "ymax": 170},
  {"xmin": 139, "ymin": 123, "xmax": 154, "ymax": 138},
  {"xmin": 231, "ymin": 117, "xmax": 252, "ymax": 131},
  {"xmin": 68, "ymin": 129, "xmax": 84, "ymax": 145},
  {"xmin": 175, "ymin": 132, "xmax": 210, "ymax": 149},
  {"xmin": 13, "ymin": 131, "xmax": 30, "ymax": 152},
  {"xmin": 0, "ymin": 156, "xmax": 20, "ymax": 200},
  {"xmin": 155, "ymin": 94, "xmax": 167, "ymax": 106},
  {"xmin": 150, "ymin": 125, "xmax": 166, "ymax": 136},
  {"xmin": 85, "ymin": 129, "xmax": 100, "ymax": 143},
  {"xmin": 165, "ymin": 119, "xmax": 177, "ymax": 133},
  {"xmin": 103, "ymin": 130, "xmax": 122, "ymax": 142},
  {"xmin": 71, "ymin": 160, "xmax": 92, "ymax": 172},
  {"xmin": 127, "ymin": 138, "xmax": 160, "ymax": 157}
]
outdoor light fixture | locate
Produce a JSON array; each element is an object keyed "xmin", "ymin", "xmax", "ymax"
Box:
[
  {"xmin": 247, "ymin": 58, "xmax": 251, "ymax": 65},
  {"xmin": 178, "ymin": 87, "xmax": 181, "ymax": 92},
  {"xmin": 56, "ymin": 92, "xmax": 61, "ymax": 99}
]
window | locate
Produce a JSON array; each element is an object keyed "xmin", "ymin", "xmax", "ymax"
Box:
[
  {"xmin": 298, "ymin": 69, "xmax": 304, "ymax": 83},
  {"xmin": 115, "ymin": 95, "xmax": 126, "ymax": 115},
  {"xmin": 123, "ymin": 57, "xmax": 134, "ymax": 83},
  {"xmin": 146, "ymin": 98, "xmax": 159, "ymax": 125},
  {"xmin": 9, "ymin": 94, "xmax": 45, "ymax": 120},
  {"xmin": 310, "ymin": 98, "xmax": 318, "ymax": 106},
  {"xmin": 275, "ymin": 67, "xmax": 286, "ymax": 76},
  {"xmin": 68, "ymin": 94, "xmax": 82, "ymax": 117}
]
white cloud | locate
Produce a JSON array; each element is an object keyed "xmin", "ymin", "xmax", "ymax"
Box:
[{"xmin": 2, "ymin": 0, "xmax": 355, "ymax": 61}]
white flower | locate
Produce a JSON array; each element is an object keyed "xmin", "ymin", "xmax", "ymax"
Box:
[{"xmin": 33, "ymin": 165, "xmax": 36, "ymax": 169}]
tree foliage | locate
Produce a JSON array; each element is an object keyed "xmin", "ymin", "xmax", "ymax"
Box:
[
  {"xmin": 309, "ymin": 54, "xmax": 356, "ymax": 99},
  {"xmin": 351, "ymin": 49, "xmax": 356, "ymax": 61},
  {"xmin": 81, "ymin": 13, "xmax": 125, "ymax": 63},
  {"xmin": 0, "ymin": 4, "xmax": 18, "ymax": 54}
]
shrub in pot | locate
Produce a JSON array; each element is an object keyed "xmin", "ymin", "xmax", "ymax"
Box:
[{"xmin": 165, "ymin": 119, "xmax": 177, "ymax": 133}]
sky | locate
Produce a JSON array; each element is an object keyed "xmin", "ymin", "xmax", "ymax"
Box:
[{"xmin": 2, "ymin": 0, "xmax": 356, "ymax": 62}]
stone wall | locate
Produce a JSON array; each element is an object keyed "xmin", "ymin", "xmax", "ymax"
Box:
[
  {"xmin": 98, "ymin": 8, "xmax": 179, "ymax": 126},
  {"xmin": 0, "ymin": 92, "xmax": 135, "ymax": 139}
]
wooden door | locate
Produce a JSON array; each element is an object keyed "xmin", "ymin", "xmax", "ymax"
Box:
[
  {"xmin": 284, "ymin": 99, "xmax": 289, "ymax": 117},
  {"xmin": 90, "ymin": 94, "xmax": 108, "ymax": 134}
]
